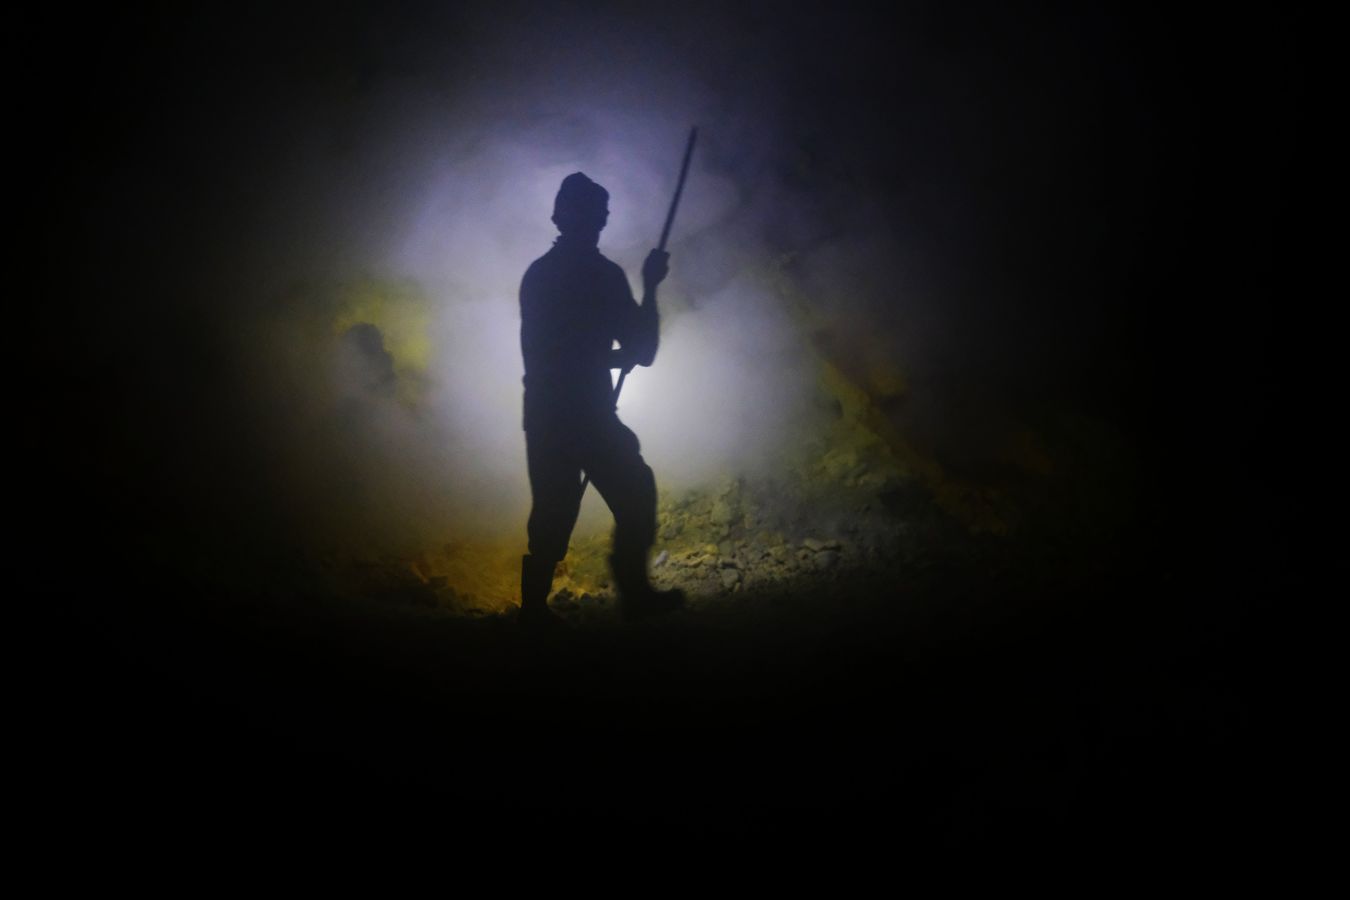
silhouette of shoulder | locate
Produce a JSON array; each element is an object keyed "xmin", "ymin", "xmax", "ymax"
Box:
[{"xmin": 520, "ymin": 248, "xmax": 630, "ymax": 302}]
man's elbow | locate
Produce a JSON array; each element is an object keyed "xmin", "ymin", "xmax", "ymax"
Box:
[{"xmin": 638, "ymin": 328, "xmax": 661, "ymax": 366}]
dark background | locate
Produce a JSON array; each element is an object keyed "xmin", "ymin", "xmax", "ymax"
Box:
[{"xmin": 28, "ymin": 1, "xmax": 1300, "ymax": 860}]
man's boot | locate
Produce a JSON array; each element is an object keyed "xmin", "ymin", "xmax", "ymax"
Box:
[
  {"xmin": 610, "ymin": 550, "xmax": 685, "ymax": 622},
  {"xmin": 519, "ymin": 554, "xmax": 570, "ymax": 631}
]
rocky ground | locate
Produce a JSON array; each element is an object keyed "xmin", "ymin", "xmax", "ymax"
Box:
[
  {"xmin": 342, "ymin": 414, "xmax": 944, "ymax": 620},
  {"xmin": 47, "ymin": 454, "xmax": 1266, "ymax": 865},
  {"xmin": 544, "ymin": 466, "xmax": 918, "ymax": 622},
  {"xmin": 41, "ymin": 388, "xmax": 1267, "ymax": 861}
]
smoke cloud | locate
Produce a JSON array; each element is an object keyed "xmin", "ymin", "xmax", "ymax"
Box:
[
  {"xmin": 214, "ymin": 3, "xmax": 906, "ymax": 552},
  {"xmin": 35, "ymin": 1, "xmax": 1292, "ymax": 570}
]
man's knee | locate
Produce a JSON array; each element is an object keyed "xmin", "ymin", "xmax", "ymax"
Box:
[
  {"xmin": 528, "ymin": 508, "xmax": 574, "ymax": 563},
  {"xmin": 526, "ymin": 458, "xmax": 583, "ymax": 563},
  {"xmin": 612, "ymin": 459, "xmax": 657, "ymax": 551},
  {"xmin": 635, "ymin": 459, "xmax": 656, "ymax": 512},
  {"xmin": 527, "ymin": 531, "xmax": 566, "ymax": 564}
]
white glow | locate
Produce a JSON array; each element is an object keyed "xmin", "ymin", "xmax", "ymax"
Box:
[{"xmin": 228, "ymin": 15, "xmax": 864, "ymax": 549}]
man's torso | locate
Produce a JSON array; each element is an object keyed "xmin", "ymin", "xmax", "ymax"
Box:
[{"xmin": 520, "ymin": 241, "xmax": 631, "ymax": 432}]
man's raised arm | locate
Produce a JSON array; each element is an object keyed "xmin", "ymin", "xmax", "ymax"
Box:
[{"xmin": 610, "ymin": 248, "xmax": 668, "ymax": 370}]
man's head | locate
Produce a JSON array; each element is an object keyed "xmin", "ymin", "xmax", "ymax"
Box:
[{"xmin": 551, "ymin": 172, "xmax": 609, "ymax": 241}]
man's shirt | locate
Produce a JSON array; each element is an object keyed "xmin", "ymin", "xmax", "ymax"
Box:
[{"xmin": 520, "ymin": 236, "xmax": 657, "ymax": 432}]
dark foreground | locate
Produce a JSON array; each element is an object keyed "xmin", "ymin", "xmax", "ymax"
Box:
[{"xmin": 47, "ymin": 529, "xmax": 1264, "ymax": 863}]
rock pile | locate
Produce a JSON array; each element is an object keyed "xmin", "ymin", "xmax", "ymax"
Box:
[{"xmin": 559, "ymin": 435, "xmax": 917, "ymax": 601}]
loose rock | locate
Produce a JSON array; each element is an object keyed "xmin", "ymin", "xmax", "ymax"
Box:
[{"xmin": 710, "ymin": 498, "xmax": 735, "ymax": 527}]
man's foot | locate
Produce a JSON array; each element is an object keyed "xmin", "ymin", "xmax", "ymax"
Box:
[
  {"xmin": 620, "ymin": 587, "xmax": 686, "ymax": 623},
  {"xmin": 517, "ymin": 602, "xmax": 573, "ymax": 633},
  {"xmin": 518, "ymin": 553, "xmax": 571, "ymax": 634}
]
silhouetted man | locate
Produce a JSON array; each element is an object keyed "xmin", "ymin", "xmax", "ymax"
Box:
[{"xmin": 518, "ymin": 172, "xmax": 685, "ymax": 628}]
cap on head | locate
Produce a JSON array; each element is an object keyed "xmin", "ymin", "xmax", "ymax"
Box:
[{"xmin": 552, "ymin": 172, "xmax": 609, "ymax": 233}]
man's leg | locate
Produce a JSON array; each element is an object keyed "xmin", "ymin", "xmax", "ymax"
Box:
[
  {"xmin": 583, "ymin": 415, "xmax": 683, "ymax": 619},
  {"xmin": 522, "ymin": 427, "xmax": 583, "ymax": 619}
]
